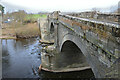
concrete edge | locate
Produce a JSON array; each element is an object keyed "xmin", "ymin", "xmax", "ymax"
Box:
[{"xmin": 41, "ymin": 66, "xmax": 91, "ymax": 73}]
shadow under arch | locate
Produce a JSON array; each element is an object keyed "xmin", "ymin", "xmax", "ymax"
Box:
[
  {"xmin": 50, "ymin": 22, "xmax": 54, "ymax": 34},
  {"xmin": 60, "ymin": 40, "xmax": 95, "ymax": 78}
]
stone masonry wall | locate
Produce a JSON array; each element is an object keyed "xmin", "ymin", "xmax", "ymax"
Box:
[{"xmin": 68, "ymin": 11, "xmax": 120, "ymax": 22}]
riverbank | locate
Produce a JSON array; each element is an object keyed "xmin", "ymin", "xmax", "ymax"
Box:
[
  {"xmin": 0, "ymin": 22, "xmax": 40, "ymax": 39},
  {"xmin": 0, "ymin": 36, "xmax": 16, "ymax": 39}
]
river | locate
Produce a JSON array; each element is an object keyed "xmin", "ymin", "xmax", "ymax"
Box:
[{"xmin": 1, "ymin": 38, "xmax": 94, "ymax": 79}]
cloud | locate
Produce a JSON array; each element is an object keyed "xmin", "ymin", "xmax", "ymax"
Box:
[{"xmin": 0, "ymin": 0, "xmax": 119, "ymax": 13}]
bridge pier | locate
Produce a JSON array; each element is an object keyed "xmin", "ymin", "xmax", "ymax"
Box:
[{"xmin": 41, "ymin": 43, "xmax": 91, "ymax": 73}]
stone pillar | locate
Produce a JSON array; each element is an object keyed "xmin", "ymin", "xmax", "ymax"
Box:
[
  {"xmin": 53, "ymin": 11, "xmax": 60, "ymax": 49},
  {"xmin": 0, "ymin": 5, "xmax": 4, "ymax": 79},
  {"xmin": 54, "ymin": 22, "xmax": 59, "ymax": 49},
  {"xmin": 0, "ymin": 10, "xmax": 2, "ymax": 80},
  {"xmin": 0, "ymin": 41, "xmax": 1, "ymax": 79}
]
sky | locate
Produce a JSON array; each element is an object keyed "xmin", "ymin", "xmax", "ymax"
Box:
[{"xmin": 0, "ymin": 0, "xmax": 120, "ymax": 13}]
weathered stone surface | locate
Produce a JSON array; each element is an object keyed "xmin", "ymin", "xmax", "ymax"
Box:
[{"xmin": 41, "ymin": 11, "xmax": 120, "ymax": 78}]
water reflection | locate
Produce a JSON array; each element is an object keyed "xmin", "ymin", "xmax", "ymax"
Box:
[{"xmin": 2, "ymin": 38, "xmax": 41, "ymax": 78}]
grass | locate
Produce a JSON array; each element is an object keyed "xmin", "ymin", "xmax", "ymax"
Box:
[
  {"xmin": 1, "ymin": 22, "xmax": 40, "ymax": 39},
  {"xmin": 25, "ymin": 14, "xmax": 47, "ymax": 21},
  {"xmin": 16, "ymin": 23, "xmax": 40, "ymax": 37},
  {"xmin": 1, "ymin": 13, "xmax": 47, "ymax": 39}
]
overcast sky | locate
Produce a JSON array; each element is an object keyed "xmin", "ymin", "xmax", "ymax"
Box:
[{"xmin": 0, "ymin": 0, "xmax": 120, "ymax": 13}]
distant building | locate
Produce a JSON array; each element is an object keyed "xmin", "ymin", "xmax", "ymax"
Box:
[{"xmin": 0, "ymin": 4, "xmax": 4, "ymax": 23}]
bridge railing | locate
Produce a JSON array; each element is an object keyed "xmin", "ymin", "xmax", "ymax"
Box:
[{"xmin": 68, "ymin": 12, "xmax": 120, "ymax": 22}]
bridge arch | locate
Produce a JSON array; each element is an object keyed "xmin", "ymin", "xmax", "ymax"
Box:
[
  {"xmin": 59, "ymin": 33, "xmax": 96, "ymax": 77},
  {"xmin": 50, "ymin": 22, "xmax": 54, "ymax": 34},
  {"xmin": 61, "ymin": 40, "xmax": 81, "ymax": 52},
  {"xmin": 60, "ymin": 40, "xmax": 94, "ymax": 77}
]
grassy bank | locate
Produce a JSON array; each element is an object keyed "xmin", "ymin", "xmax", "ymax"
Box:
[
  {"xmin": 26, "ymin": 14, "xmax": 47, "ymax": 20},
  {"xmin": 1, "ymin": 12, "xmax": 47, "ymax": 39},
  {"xmin": 1, "ymin": 22, "xmax": 40, "ymax": 39}
]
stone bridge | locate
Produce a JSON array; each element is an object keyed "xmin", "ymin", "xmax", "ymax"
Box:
[{"xmin": 40, "ymin": 11, "xmax": 120, "ymax": 78}]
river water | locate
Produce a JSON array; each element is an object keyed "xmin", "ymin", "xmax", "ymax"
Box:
[{"xmin": 1, "ymin": 38, "xmax": 94, "ymax": 79}]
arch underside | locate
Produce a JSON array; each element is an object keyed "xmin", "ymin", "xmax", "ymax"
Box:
[
  {"xmin": 48, "ymin": 21, "xmax": 55, "ymax": 42},
  {"xmin": 50, "ymin": 22, "xmax": 54, "ymax": 34},
  {"xmin": 59, "ymin": 33, "xmax": 96, "ymax": 76}
]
